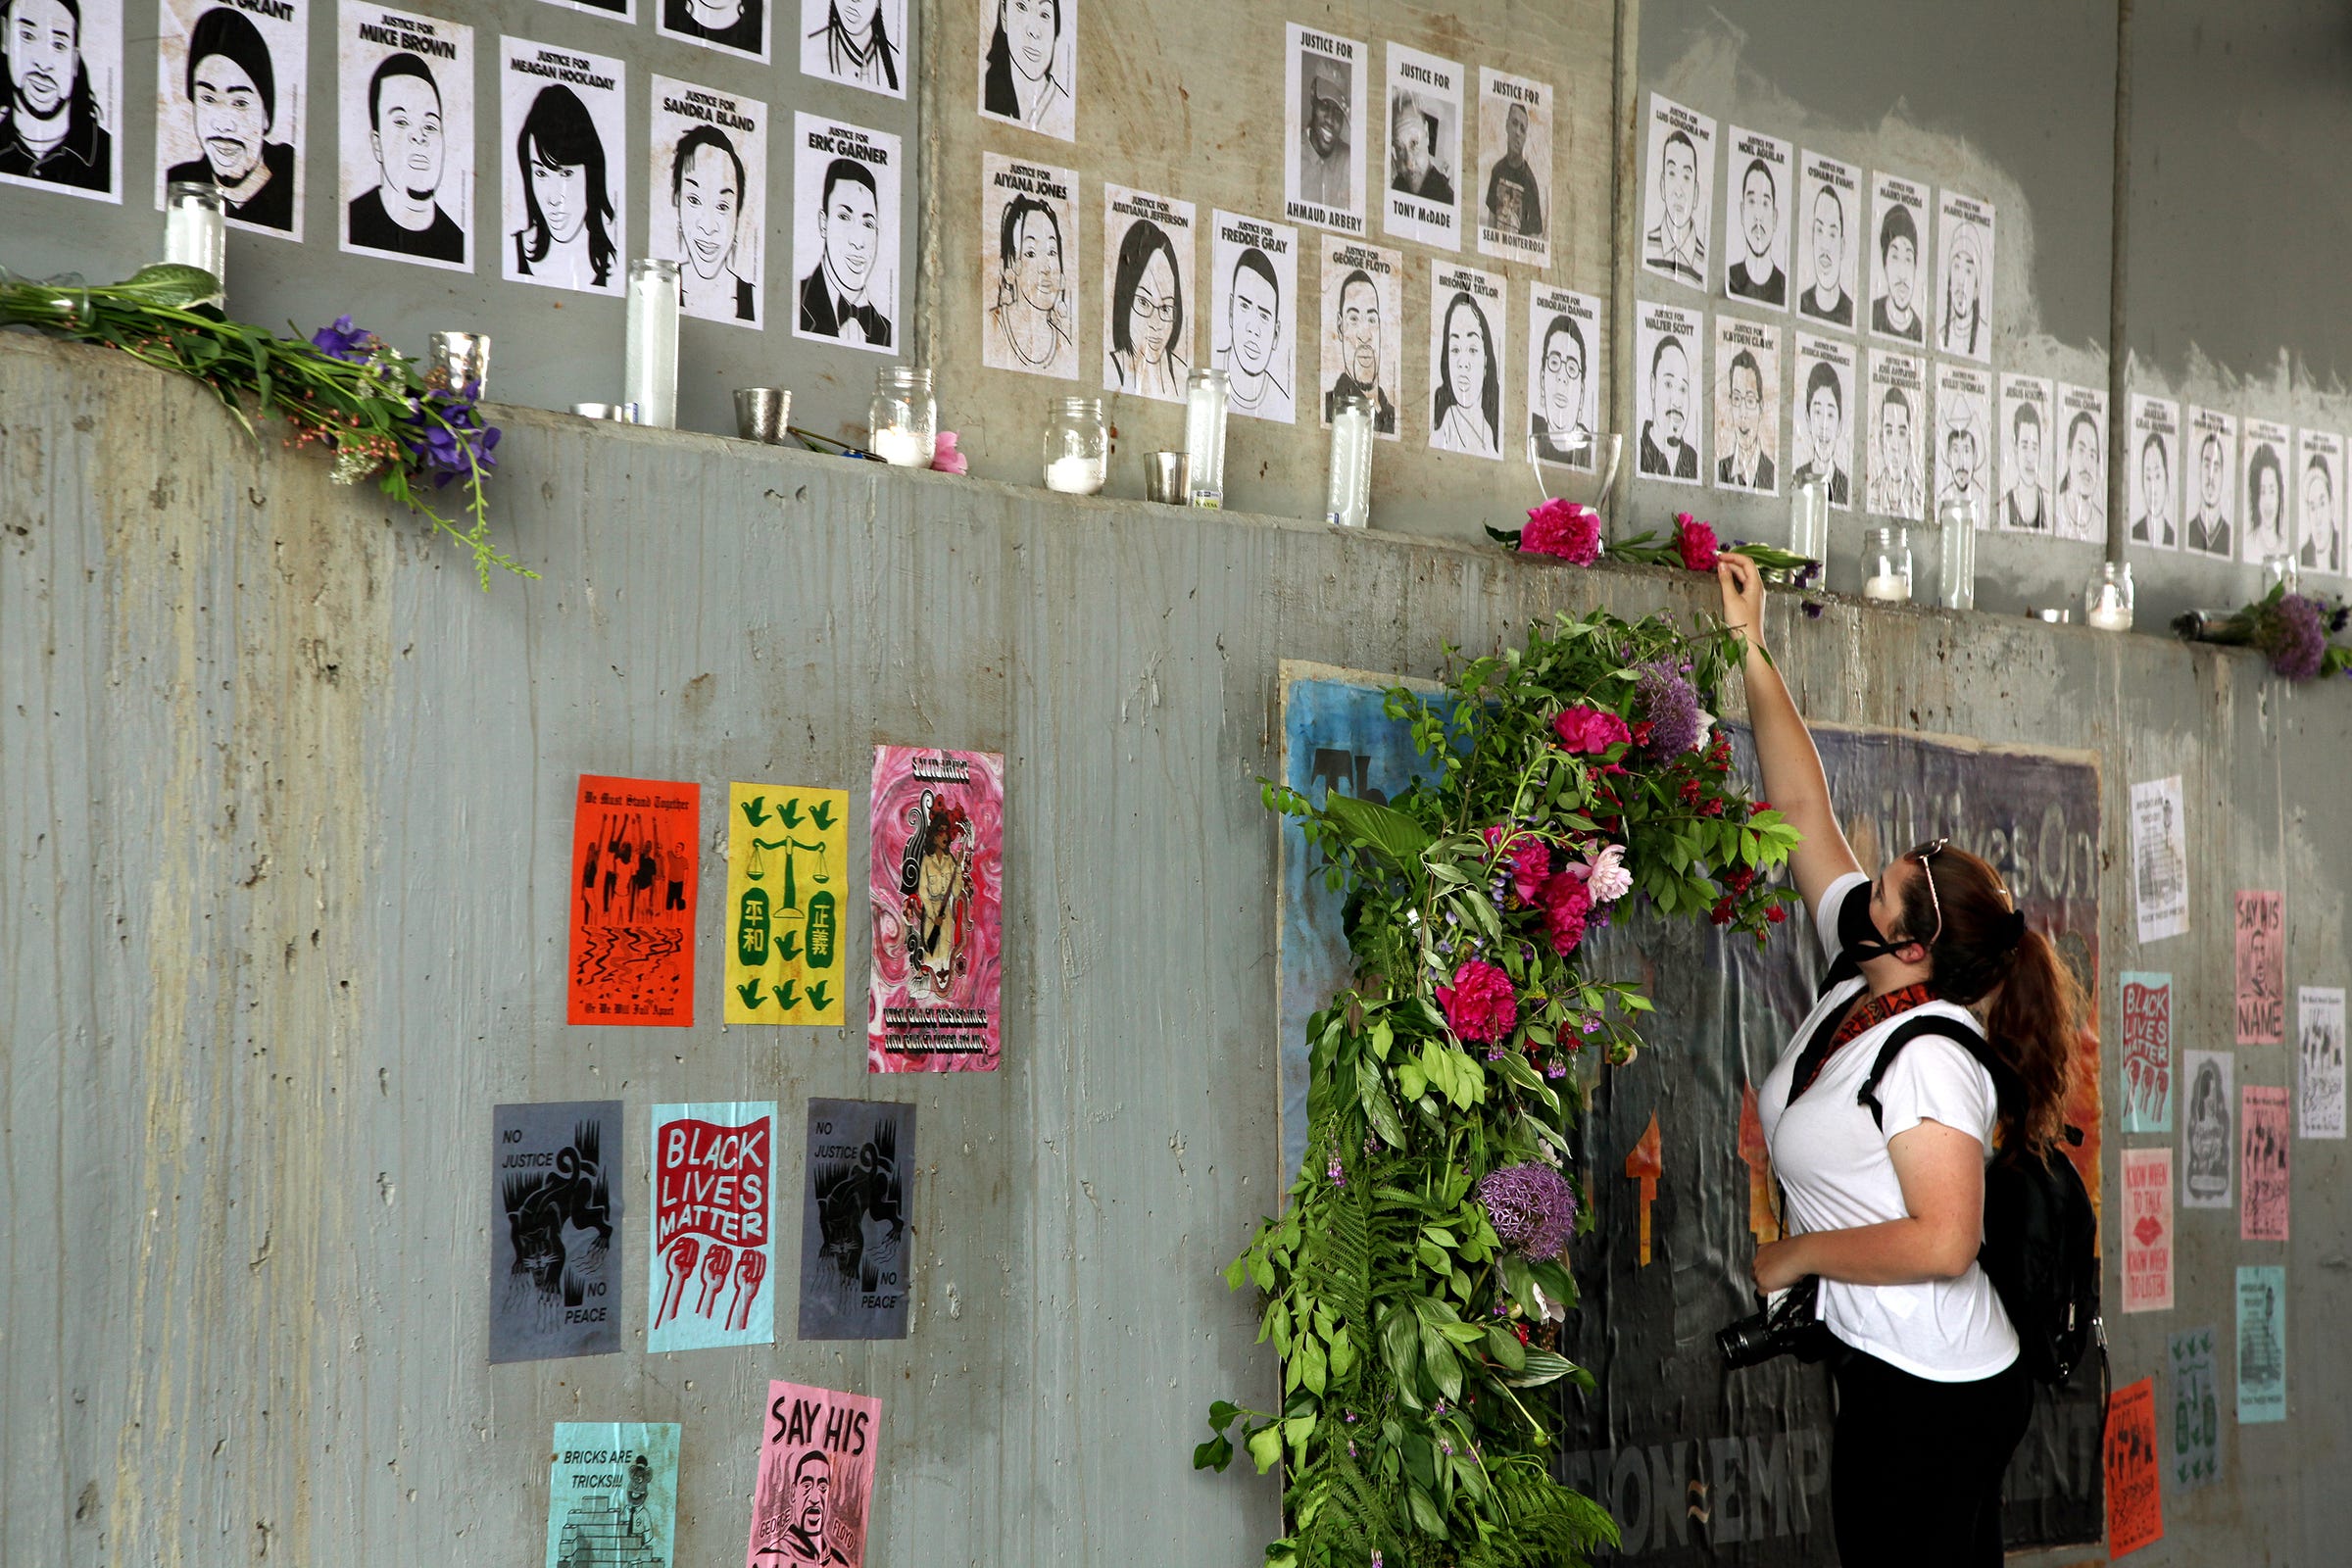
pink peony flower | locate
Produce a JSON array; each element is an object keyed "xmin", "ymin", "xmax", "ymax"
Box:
[
  {"xmin": 1551, "ymin": 705, "xmax": 1633, "ymax": 756},
  {"xmin": 931, "ymin": 430, "xmax": 968, "ymax": 474},
  {"xmin": 1436, "ymin": 958, "xmax": 1518, "ymax": 1044},
  {"xmin": 1541, "ymin": 871, "xmax": 1592, "ymax": 956},
  {"xmin": 1521, "ymin": 498, "xmax": 1601, "ymax": 565},
  {"xmin": 1482, "ymin": 823, "xmax": 1507, "ymax": 850},
  {"xmin": 1674, "ymin": 513, "xmax": 1720, "ymax": 572},
  {"xmin": 1509, "ymin": 840, "xmax": 1551, "ymax": 904},
  {"xmin": 1584, "ymin": 843, "xmax": 1631, "ymax": 903}
]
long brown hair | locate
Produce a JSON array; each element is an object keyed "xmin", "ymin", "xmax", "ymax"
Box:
[{"xmin": 1895, "ymin": 843, "xmax": 2082, "ymax": 1152}]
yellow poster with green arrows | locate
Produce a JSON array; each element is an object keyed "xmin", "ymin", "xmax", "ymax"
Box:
[{"xmin": 724, "ymin": 782, "xmax": 849, "ymax": 1025}]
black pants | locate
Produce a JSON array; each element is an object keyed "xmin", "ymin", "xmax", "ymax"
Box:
[{"xmin": 1828, "ymin": 1346, "xmax": 2031, "ymax": 1568}]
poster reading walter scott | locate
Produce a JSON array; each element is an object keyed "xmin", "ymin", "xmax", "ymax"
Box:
[
  {"xmin": 793, "ymin": 112, "xmax": 901, "ymax": 351},
  {"xmin": 491, "ymin": 1100, "xmax": 622, "ymax": 1364},
  {"xmin": 650, "ymin": 74, "xmax": 767, "ymax": 327},
  {"xmin": 545, "ymin": 1422, "xmax": 679, "ymax": 1568},
  {"xmin": 157, "ymin": 0, "xmax": 306, "ymax": 233},
  {"xmin": 1282, "ymin": 22, "xmax": 1365, "ymax": 236},
  {"xmin": 867, "ymin": 747, "xmax": 1005, "ymax": 1072},
  {"xmin": 1634, "ymin": 300, "xmax": 1702, "ymax": 485},
  {"xmin": 797, "ymin": 1098, "xmax": 915, "ymax": 1340},
  {"xmin": 338, "ymin": 2, "xmax": 472, "ymax": 270}
]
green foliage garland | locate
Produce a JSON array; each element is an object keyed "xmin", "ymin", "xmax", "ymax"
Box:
[{"xmin": 1197, "ymin": 607, "xmax": 1798, "ymax": 1568}]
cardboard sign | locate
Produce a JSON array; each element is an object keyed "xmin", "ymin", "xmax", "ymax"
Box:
[
  {"xmin": 568, "ymin": 774, "xmax": 699, "ymax": 1025},
  {"xmin": 746, "ymin": 1380, "xmax": 881, "ymax": 1567}
]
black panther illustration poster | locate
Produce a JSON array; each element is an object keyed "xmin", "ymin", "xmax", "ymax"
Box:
[
  {"xmin": 492, "ymin": 1100, "xmax": 623, "ymax": 1362},
  {"xmin": 797, "ymin": 1099, "xmax": 913, "ymax": 1340}
]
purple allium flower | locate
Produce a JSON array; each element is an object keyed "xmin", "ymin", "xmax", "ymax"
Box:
[
  {"xmin": 1478, "ymin": 1162, "xmax": 1578, "ymax": 1261},
  {"xmin": 1802, "ymin": 599, "xmax": 1825, "ymax": 619},
  {"xmin": 2261, "ymin": 594, "xmax": 2328, "ymax": 681},
  {"xmin": 1635, "ymin": 659, "xmax": 1704, "ymax": 757},
  {"xmin": 310, "ymin": 315, "xmax": 372, "ymax": 362}
]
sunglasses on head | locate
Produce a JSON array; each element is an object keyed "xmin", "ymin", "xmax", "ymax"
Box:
[{"xmin": 1910, "ymin": 838, "xmax": 1950, "ymax": 948}]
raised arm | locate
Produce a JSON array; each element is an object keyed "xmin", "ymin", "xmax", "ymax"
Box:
[{"xmin": 1717, "ymin": 554, "xmax": 1862, "ymax": 911}]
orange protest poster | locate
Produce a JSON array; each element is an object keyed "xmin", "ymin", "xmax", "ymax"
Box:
[
  {"xmin": 2104, "ymin": 1376, "xmax": 2163, "ymax": 1558},
  {"xmin": 568, "ymin": 773, "xmax": 700, "ymax": 1026}
]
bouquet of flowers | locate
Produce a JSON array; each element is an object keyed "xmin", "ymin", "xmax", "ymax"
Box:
[
  {"xmin": 2173, "ymin": 584, "xmax": 2352, "ymax": 683},
  {"xmin": 1490, "ymin": 502, "xmax": 1818, "ymax": 586}
]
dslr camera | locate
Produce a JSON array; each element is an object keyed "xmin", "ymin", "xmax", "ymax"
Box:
[{"xmin": 1716, "ymin": 1275, "xmax": 1832, "ymax": 1369}]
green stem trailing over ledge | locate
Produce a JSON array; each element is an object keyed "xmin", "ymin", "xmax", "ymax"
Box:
[
  {"xmin": 1, "ymin": 265, "xmax": 530, "ymax": 588},
  {"xmin": 1196, "ymin": 608, "xmax": 1798, "ymax": 1568}
]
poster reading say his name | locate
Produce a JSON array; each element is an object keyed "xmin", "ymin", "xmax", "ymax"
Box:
[
  {"xmin": 2240, "ymin": 1084, "xmax": 2289, "ymax": 1242},
  {"xmin": 2121, "ymin": 1148, "xmax": 2172, "ymax": 1313},
  {"xmin": 1935, "ymin": 189, "xmax": 1994, "ymax": 362},
  {"xmin": 157, "ymin": 0, "xmax": 306, "ymax": 234},
  {"xmin": 723, "ymin": 782, "xmax": 848, "ymax": 1025},
  {"xmin": 1998, "ymin": 372, "xmax": 2056, "ymax": 533},
  {"xmin": 1933, "ymin": 362, "xmax": 1992, "ymax": 513},
  {"xmin": 650, "ymin": 74, "xmax": 766, "ymax": 326},
  {"xmin": 491, "ymin": 1101, "xmax": 622, "ymax": 1363},
  {"xmin": 2180, "ymin": 1049, "xmax": 2233, "ymax": 1209},
  {"xmin": 1476, "ymin": 68, "xmax": 1551, "ymax": 270},
  {"xmin": 797, "ymin": 1099, "xmax": 914, "ymax": 1340},
  {"xmin": 793, "ymin": 113, "xmax": 901, "ymax": 352},
  {"xmin": 1427, "ymin": 262, "xmax": 1505, "ymax": 461},
  {"xmin": 1721, "ymin": 125, "xmax": 1791, "ymax": 311},
  {"xmin": 1634, "ymin": 301, "xmax": 1702, "ymax": 485},
  {"xmin": 1283, "ymin": 23, "xmax": 1365, "ymax": 236},
  {"xmin": 1866, "ymin": 172, "xmax": 1930, "ymax": 347},
  {"xmin": 2234, "ymin": 889, "xmax": 2283, "ymax": 1045},
  {"xmin": 2170, "ymin": 1327, "xmax": 2221, "ymax": 1490},
  {"xmin": 1383, "ymin": 42, "xmax": 1461, "ymax": 251},
  {"xmin": 1791, "ymin": 332, "xmax": 1855, "ymax": 509},
  {"xmin": 981, "ymin": 153, "xmax": 1079, "ymax": 380},
  {"xmin": 2127, "ymin": 392, "xmax": 2181, "ymax": 550},
  {"xmin": 1208, "ymin": 209, "xmax": 1298, "ymax": 425},
  {"xmin": 659, "ymin": 0, "xmax": 767, "ymax": 62},
  {"xmin": 2102, "ymin": 1379, "xmax": 2163, "ymax": 1558},
  {"xmin": 1527, "ymin": 286, "xmax": 1600, "ymax": 471},
  {"xmin": 647, "ymin": 1102, "xmax": 775, "ymax": 1351},
  {"xmin": 2295, "ymin": 426, "xmax": 2344, "ymax": 576},
  {"xmin": 338, "ymin": 3, "xmax": 471, "ymax": 270},
  {"xmin": 801, "ymin": 0, "xmax": 906, "ymax": 97},
  {"xmin": 2235, "ymin": 1264, "xmax": 2285, "ymax": 1423},
  {"xmin": 1316, "ymin": 235, "xmax": 1402, "ymax": 438},
  {"xmin": 867, "ymin": 746, "xmax": 1004, "ymax": 1073},
  {"xmin": 2299, "ymin": 985, "xmax": 2345, "ymax": 1138},
  {"xmin": 567, "ymin": 774, "xmax": 697, "ymax": 1026},
  {"xmin": 2129, "ymin": 775, "xmax": 2188, "ymax": 943},
  {"xmin": 500, "ymin": 37, "xmax": 625, "ymax": 296},
  {"xmin": 2242, "ymin": 416, "xmax": 2294, "ymax": 564},
  {"xmin": 1102, "ymin": 184, "xmax": 1195, "ymax": 403},
  {"xmin": 1795, "ymin": 149, "xmax": 1860, "ymax": 328},
  {"xmin": 1865, "ymin": 347, "xmax": 1927, "ymax": 521},
  {"xmin": 0, "ymin": 0, "xmax": 122, "ymax": 200},
  {"xmin": 545, "ymin": 1423, "xmax": 678, "ymax": 1568},
  {"xmin": 2053, "ymin": 383, "xmax": 2109, "ymax": 542},
  {"xmin": 1639, "ymin": 92, "xmax": 1711, "ymax": 289},
  {"xmin": 747, "ymin": 1381, "xmax": 880, "ymax": 1568},
  {"xmin": 2184, "ymin": 405, "xmax": 2237, "ymax": 559},
  {"xmin": 2120, "ymin": 972, "xmax": 2174, "ymax": 1133},
  {"xmin": 1712, "ymin": 315, "xmax": 1781, "ymax": 495}
]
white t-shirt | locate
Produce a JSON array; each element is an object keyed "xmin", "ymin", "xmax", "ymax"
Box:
[{"xmin": 1755, "ymin": 870, "xmax": 2020, "ymax": 1382}]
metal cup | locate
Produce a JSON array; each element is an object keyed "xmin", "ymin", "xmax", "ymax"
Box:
[
  {"xmin": 735, "ymin": 387, "xmax": 790, "ymax": 443},
  {"xmin": 571, "ymin": 401, "xmax": 626, "ymax": 420},
  {"xmin": 1145, "ymin": 450, "xmax": 1191, "ymax": 505},
  {"xmin": 429, "ymin": 330, "xmax": 491, "ymax": 396}
]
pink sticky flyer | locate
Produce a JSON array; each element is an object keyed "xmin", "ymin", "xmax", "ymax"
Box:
[
  {"xmin": 867, "ymin": 746, "xmax": 1005, "ymax": 1072},
  {"xmin": 2121, "ymin": 1148, "xmax": 2174, "ymax": 1313},
  {"xmin": 745, "ymin": 1379, "xmax": 881, "ymax": 1568},
  {"xmin": 2240, "ymin": 1085, "xmax": 2289, "ymax": 1242}
]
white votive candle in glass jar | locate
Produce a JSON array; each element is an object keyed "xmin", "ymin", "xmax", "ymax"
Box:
[
  {"xmin": 870, "ymin": 365, "xmax": 937, "ymax": 466},
  {"xmin": 1184, "ymin": 368, "xmax": 1229, "ymax": 508},
  {"xmin": 163, "ymin": 181, "xmax": 228, "ymax": 302},
  {"xmin": 1324, "ymin": 392, "xmax": 1373, "ymax": 528},
  {"xmin": 2084, "ymin": 561, "xmax": 2135, "ymax": 631},
  {"xmin": 1043, "ymin": 397, "xmax": 1108, "ymax": 494},
  {"xmin": 1859, "ymin": 525, "xmax": 1912, "ymax": 602},
  {"xmin": 624, "ymin": 259, "xmax": 681, "ymax": 429}
]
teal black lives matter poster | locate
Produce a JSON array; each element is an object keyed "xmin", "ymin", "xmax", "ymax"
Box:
[
  {"xmin": 545, "ymin": 1422, "xmax": 679, "ymax": 1568},
  {"xmin": 492, "ymin": 1101, "xmax": 622, "ymax": 1362},
  {"xmin": 797, "ymin": 1099, "xmax": 914, "ymax": 1340}
]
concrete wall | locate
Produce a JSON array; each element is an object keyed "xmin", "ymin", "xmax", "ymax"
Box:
[{"xmin": 8, "ymin": 319, "xmax": 2352, "ymax": 1564}]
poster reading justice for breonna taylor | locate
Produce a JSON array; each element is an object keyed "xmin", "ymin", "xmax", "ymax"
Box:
[
  {"xmin": 338, "ymin": 2, "xmax": 472, "ymax": 270},
  {"xmin": 792, "ymin": 113, "xmax": 901, "ymax": 352},
  {"xmin": 156, "ymin": 0, "xmax": 307, "ymax": 234},
  {"xmin": 499, "ymin": 37, "xmax": 626, "ymax": 297},
  {"xmin": 1428, "ymin": 263, "xmax": 1506, "ymax": 462},
  {"xmin": 650, "ymin": 75, "xmax": 767, "ymax": 328},
  {"xmin": 746, "ymin": 1381, "xmax": 881, "ymax": 1568},
  {"xmin": 1282, "ymin": 23, "xmax": 1365, "ymax": 237},
  {"xmin": 867, "ymin": 747, "xmax": 1004, "ymax": 1073}
]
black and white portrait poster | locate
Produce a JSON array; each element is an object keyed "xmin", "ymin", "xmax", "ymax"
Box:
[
  {"xmin": 1475, "ymin": 68, "xmax": 1551, "ymax": 270},
  {"xmin": 1427, "ymin": 261, "xmax": 1504, "ymax": 460},
  {"xmin": 337, "ymin": 2, "xmax": 471, "ymax": 270},
  {"xmin": 2180, "ymin": 1049, "xmax": 2233, "ymax": 1210},
  {"xmin": 2241, "ymin": 416, "xmax": 2294, "ymax": 564},
  {"xmin": 1936, "ymin": 189, "xmax": 1994, "ymax": 362},
  {"xmin": 796, "ymin": 1098, "xmax": 914, "ymax": 1340},
  {"xmin": 500, "ymin": 38, "xmax": 625, "ymax": 297},
  {"xmin": 1790, "ymin": 332, "xmax": 1855, "ymax": 510},
  {"xmin": 539, "ymin": 0, "xmax": 632, "ymax": 19},
  {"xmin": 801, "ymin": 0, "xmax": 906, "ymax": 97},
  {"xmin": 2295, "ymin": 426, "xmax": 2343, "ymax": 576},
  {"xmin": 2185, "ymin": 406, "xmax": 2238, "ymax": 560},
  {"xmin": 793, "ymin": 113, "xmax": 900, "ymax": 352},
  {"xmin": 2129, "ymin": 774, "xmax": 2189, "ymax": 945},
  {"xmin": 1634, "ymin": 300, "xmax": 1702, "ymax": 486},
  {"xmin": 976, "ymin": 0, "xmax": 1072, "ymax": 141},
  {"xmin": 1283, "ymin": 23, "xmax": 1365, "ymax": 237},
  {"xmin": 1102, "ymin": 183, "xmax": 1194, "ymax": 403},
  {"xmin": 1721, "ymin": 125, "xmax": 1791, "ymax": 311},
  {"xmin": 1998, "ymin": 373, "xmax": 2056, "ymax": 534},
  {"xmin": 2052, "ymin": 383, "xmax": 2109, "ymax": 543},
  {"xmin": 2127, "ymin": 393, "xmax": 2181, "ymax": 551},
  {"xmin": 156, "ymin": 0, "xmax": 305, "ymax": 234},
  {"xmin": 981, "ymin": 153, "xmax": 1078, "ymax": 380},
  {"xmin": 1208, "ymin": 208, "xmax": 1298, "ymax": 424},
  {"xmin": 1527, "ymin": 285, "xmax": 1600, "ymax": 471},
  {"xmin": 660, "ymin": 0, "xmax": 767, "ymax": 63},
  {"xmin": 651, "ymin": 74, "xmax": 766, "ymax": 327},
  {"xmin": 1866, "ymin": 172, "xmax": 1930, "ymax": 347},
  {"xmin": 491, "ymin": 1100, "xmax": 623, "ymax": 1364},
  {"xmin": 1382, "ymin": 42, "xmax": 1460, "ymax": 252},
  {"xmin": 1795, "ymin": 149, "xmax": 1860, "ymax": 329},
  {"xmin": 0, "ymin": 0, "xmax": 122, "ymax": 199},
  {"xmin": 1864, "ymin": 347, "xmax": 1926, "ymax": 521},
  {"xmin": 1711, "ymin": 314, "xmax": 1781, "ymax": 495},
  {"xmin": 1316, "ymin": 235, "xmax": 1401, "ymax": 439},
  {"xmin": 2298, "ymin": 987, "xmax": 2345, "ymax": 1141},
  {"xmin": 1934, "ymin": 362, "xmax": 1992, "ymax": 514},
  {"xmin": 1639, "ymin": 92, "xmax": 1711, "ymax": 289}
]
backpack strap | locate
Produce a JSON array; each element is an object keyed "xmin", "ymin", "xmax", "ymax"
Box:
[{"xmin": 1857, "ymin": 1013, "xmax": 2022, "ymax": 1133}]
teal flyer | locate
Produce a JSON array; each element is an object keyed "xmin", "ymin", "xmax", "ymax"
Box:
[
  {"xmin": 545, "ymin": 1422, "xmax": 680, "ymax": 1568},
  {"xmin": 2234, "ymin": 1265, "xmax": 2285, "ymax": 1424}
]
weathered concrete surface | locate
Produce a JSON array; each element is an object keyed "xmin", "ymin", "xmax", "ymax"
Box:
[{"xmin": 4, "ymin": 329, "xmax": 2349, "ymax": 1566}]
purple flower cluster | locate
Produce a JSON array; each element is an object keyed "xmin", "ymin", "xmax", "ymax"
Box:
[
  {"xmin": 405, "ymin": 388, "xmax": 502, "ymax": 488},
  {"xmin": 2260, "ymin": 593, "xmax": 2328, "ymax": 682},
  {"xmin": 1478, "ymin": 1161, "xmax": 1577, "ymax": 1261},
  {"xmin": 310, "ymin": 314, "xmax": 375, "ymax": 363},
  {"xmin": 1635, "ymin": 659, "xmax": 1704, "ymax": 757}
]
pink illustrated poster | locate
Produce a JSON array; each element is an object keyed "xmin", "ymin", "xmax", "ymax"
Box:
[
  {"xmin": 2240, "ymin": 1085, "xmax": 2289, "ymax": 1242},
  {"xmin": 867, "ymin": 746, "xmax": 1005, "ymax": 1072},
  {"xmin": 2121, "ymin": 1148, "xmax": 2173, "ymax": 1313},
  {"xmin": 2233, "ymin": 891, "xmax": 2283, "ymax": 1045},
  {"xmin": 746, "ymin": 1379, "xmax": 880, "ymax": 1568}
]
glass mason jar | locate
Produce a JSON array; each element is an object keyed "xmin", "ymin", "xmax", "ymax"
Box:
[
  {"xmin": 2084, "ymin": 561, "xmax": 2135, "ymax": 631},
  {"xmin": 1043, "ymin": 396, "xmax": 1108, "ymax": 494},
  {"xmin": 869, "ymin": 365, "xmax": 937, "ymax": 467},
  {"xmin": 1936, "ymin": 494, "xmax": 1981, "ymax": 611},
  {"xmin": 163, "ymin": 180, "xmax": 228, "ymax": 302},
  {"xmin": 2261, "ymin": 552, "xmax": 2300, "ymax": 599},
  {"xmin": 1788, "ymin": 476, "xmax": 1829, "ymax": 565},
  {"xmin": 1184, "ymin": 367, "xmax": 1229, "ymax": 508},
  {"xmin": 1859, "ymin": 526, "xmax": 1912, "ymax": 602},
  {"xmin": 1324, "ymin": 391, "xmax": 1374, "ymax": 529},
  {"xmin": 624, "ymin": 258, "xmax": 681, "ymax": 429}
]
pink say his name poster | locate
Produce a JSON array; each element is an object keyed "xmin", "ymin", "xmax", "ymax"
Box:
[
  {"xmin": 747, "ymin": 1379, "xmax": 881, "ymax": 1568},
  {"xmin": 647, "ymin": 1102, "xmax": 776, "ymax": 1351},
  {"xmin": 2121, "ymin": 1147, "xmax": 2173, "ymax": 1313},
  {"xmin": 867, "ymin": 746, "xmax": 1004, "ymax": 1072},
  {"xmin": 2240, "ymin": 1084, "xmax": 2289, "ymax": 1242},
  {"xmin": 2233, "ymin": 890, "xmax": 2283, "ymax": 1045}
]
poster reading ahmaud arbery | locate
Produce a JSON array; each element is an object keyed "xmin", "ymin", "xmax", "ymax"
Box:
[{"xmin": 867, "ymin": 747, "xmax": 1004, "ymax": 1072}]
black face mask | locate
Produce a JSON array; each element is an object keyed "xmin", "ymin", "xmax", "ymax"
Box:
[{"xmin": 1837, "ymin": 878, "xmax": 1913, "ymax": 964}]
